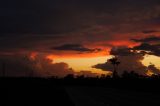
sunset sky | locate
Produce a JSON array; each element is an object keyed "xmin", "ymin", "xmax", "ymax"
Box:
[{"xmin": 0, "ymin": 0, "xmax": 160, "ymax": 77}]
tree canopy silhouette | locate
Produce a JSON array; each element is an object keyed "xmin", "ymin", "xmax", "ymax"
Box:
[{"xmin": 109, "ymin": 57, "xmax": 120, "ymax": 78}]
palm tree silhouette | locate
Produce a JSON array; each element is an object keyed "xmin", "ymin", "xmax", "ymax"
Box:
[{"xmin": 109, "ymin": 57, "xmax": 120, "ymax": 78}]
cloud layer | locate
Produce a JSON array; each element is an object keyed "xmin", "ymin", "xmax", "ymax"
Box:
[
  {"xmin": 1, "ymin": 0, "xmax": 160, "ymax": 76},
  {"xmin": 53, "ymin": 44, "xmax": 101, "ymax": 52},
  {"xmin": 93, "ymin": 46, "xmax": 160, "ymax": 75},
  {"xmin": 0, "ymin": 54, "xmax": 74, "ymax": 77}
]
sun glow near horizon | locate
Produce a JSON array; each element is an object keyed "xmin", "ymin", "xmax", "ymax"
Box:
[
  {"xmin": 142, "ymin": 55, "xmax": 160, "ymax": 69},
  {"xmin": 52, "ymin": 56, "xmax": 111, "ymax": 74},
  {"xmin": 47, "ymin": 54, "xmax": 160, "ymax": 75}
]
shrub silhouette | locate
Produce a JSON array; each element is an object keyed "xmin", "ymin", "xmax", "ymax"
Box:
[{"xmin": 64, "ymin": 74, "xmax": 74, "ymax": 80}]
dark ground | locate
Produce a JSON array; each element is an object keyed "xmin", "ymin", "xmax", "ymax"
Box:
[
  {"xmin": 66, "ymin": 86, "xmax": 160, "ymax": 106},
  {"xmin": 1, "ymin": 78, "xmax": 160, "ymax": 106},
  {"xmin": 1, "ymin": 78, "xmax": 74, "ymax": 106}
]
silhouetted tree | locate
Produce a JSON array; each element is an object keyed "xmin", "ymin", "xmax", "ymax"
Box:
[
  {"xmin": 122, "ymin": 70, "xmax": 129, "ymax": 78},
  {"xmin": 76, "ymin": 75, "xmax": 85, "ymax": 79},
  {"xmin": 64, "ymin": 74, "xmax": 74, "ymax": 80},
  {"xmin": 100, "ymin": 74, "xmax": 106, "ymax": 79},
  {"xmin": 150, "ymin": 74, "xmax": 160, "ymax": 79},
  {"xmin": 109, "ymin": 57, "xmax": 120, "ymax": 78}
]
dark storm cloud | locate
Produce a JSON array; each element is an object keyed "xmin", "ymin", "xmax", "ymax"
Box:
[
  {"xmin": 134, "ymin": 43, "xmax": 155, "ymax": 50},
  {"xmin": 133, "ymin": 43, "xmax": 160, "ymax": 56},
  {"xmin": 0, "ymin": 53, "xmax": 99, "ymax": 77},
  {"xmin": 0, "ymin": 0, "xmax": 91, "ymax": 34},
  {"xmin": 0, "ymin": 0, "xmax": 160, "ymax": 49},
  {"xmin": 93, "ymin": 46, "xmax": 149, "ymax": 75},
  {"xmin": 148, "ymin": 64, "xmax": 160, "ymax": 75},
  {"xmin": 147, "ymin": 17, "xmax": 160, "ymax": 25},
  {"xmin": 110, "ymin": 46, "xmax": 148, "ymax": 56},
  {"xmin": 142, "ymin": 30, "xmax": 159, "ymax": 34},
  {"xmin": 131, "ymin": 36, "xmax": 160, "ymax": 43},
  {"xmin": 0, "ymin": 54, "xmax": 74, "ymax": 77},
  {"xmin": 131, "ymin": 36, "xmax": 160, "ymax": 56},
  {"xmin": 1, "ymin": 0, "xmax": 160, "ymax": 77},
  {"xmin": 0, "ymin": 34, "xmax": 65, "ymax": 53},
  {"xmin": 0, "ymin": 55, "xmax": 33, "ymax": 77},
  {"xmin": 93, "ymin": 54, "xmax": 160, "ymax": 75},
  {"xmin": 110, "ymin": 47, "xmax": 134, "ymax": 56},
  {"xmin": 53, "ymin": 44, "xmax": 101, "ymax": 52},
  {"xmin": 93, "ymin": 44, "xmax": 160, "ymax": 75},
  {"xmin": 1, "ymin": 0, "xmax": 160, "ymax": 34},
  {"xmin": 93, "ymin": 54, "xmax": 147, "ymax": 75}
]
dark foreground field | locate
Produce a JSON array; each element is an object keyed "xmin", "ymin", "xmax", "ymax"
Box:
[{"xmin": 1, "ymin": 78, "xmax": 160, "ymax": 106}]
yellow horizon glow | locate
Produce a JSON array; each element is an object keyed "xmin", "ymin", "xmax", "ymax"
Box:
[
  {"xmin": 53, "ymin": 56, "xmax": 112, "ymax": 74},
  {"xmin": 142, "ymin": 55, "xmax": 160, "ymax": 69},
  {"xmin": 48, "ymin": 54, "xmax": 160, "ymax": 75}
]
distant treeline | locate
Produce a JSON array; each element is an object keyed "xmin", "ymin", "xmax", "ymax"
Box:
[
  {"xmin": 1, "ymin": 72, "xmax": 160, "ymax": 92},
  {"xmin": 60, "ymin": 70, "xmax": 160, "ymax": 80}
]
